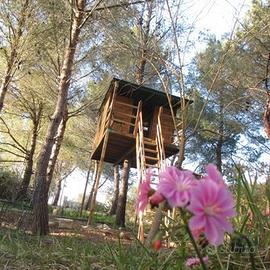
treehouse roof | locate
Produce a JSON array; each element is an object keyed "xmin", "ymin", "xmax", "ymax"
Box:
[{"xmin": 99, "ymin": 78, "xmax": 189, "ymax": 113}]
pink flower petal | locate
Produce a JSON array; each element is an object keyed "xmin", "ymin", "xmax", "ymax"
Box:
[
  {"xmin": 205, "ymin": 218, "xmax": 224, "ymax": 246},
  {"xmin": 189, "ymin": 215, "xmax": 205, "ymax": 231},
  {"xmin": 157, "ymin": 166, "xmax": 196, "ymax": 208},
  {"xmin": 187, "ymin": 168, "xmax": 235, "ymax": 246},
  {"xmin": 205, "ymin": 164, "xmax": 226, "ymax": 186}
]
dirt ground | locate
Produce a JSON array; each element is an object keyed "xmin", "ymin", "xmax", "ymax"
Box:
[{"xmin": 0, "ymin": 209, "xmax": 134, "ymax": 244}]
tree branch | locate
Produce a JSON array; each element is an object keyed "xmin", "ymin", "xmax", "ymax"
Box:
[
  {"xmin": 0, "ymin": 142, "xmax": 27, "ymax": 155},
  {"xmin": 263, "ymin": 52, "xmax": 270, "ymax": 138},
  {"xmin": 0, "ymin": 147, "xmax": 25, "ymax": 159},
  {"xmin": 0, "ymin": 117, "xmax": 28, "ymax": 153}
]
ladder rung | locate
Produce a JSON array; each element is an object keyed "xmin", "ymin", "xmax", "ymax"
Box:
[
  {"xmin": 115, "ymin": 101, "xmax": 138, "ymax": 109},
  {"xmin": 146, "ymin": 164, "xmax": 158, "ymax": 168},
  {"xmin": 144, "ymin": 148, "xmax": 157, "ymax": 153},
  {"xmin": 145, "ymin": 156, "xmax": 158, "ymax": 161},
  {"xmin": 144, "ymin": 141, "xmax": 156, "ymax": 146}
]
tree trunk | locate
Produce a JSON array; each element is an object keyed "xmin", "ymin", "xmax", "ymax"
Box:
[
  {"xmin": 79, "ymin": 165, "xmax": 92, "ymax": 215},
  {"xmin": 115, "ymin": 160, "xmax": 130, "ymax": 227},
  {"xmin": 85, "ymin": 161, "xmax": 98, "ymax": 211},
  {"xmin": 32, "ymin": 0, "xmax": 85, "ymax": 235},
  {"xmin": 16, "ymin": 105, "xmax": 42, "ymax": 200},
  {"xmin": 108, "ymin": 165, "xmax": 120, "ymax": 215},
  {"xmin": 145, "ymin": 204, "xmax": 163, "ymax": 247},
  {"xmin": 46, "ymin": 110, "xmax": 68, "ymax": 193},
  {"xmin": 216, "ymin": 99, "xmax": 224, "ymax": 173},
  {"xmin": 52, "ymin": 178, "xmax": 62, "ymax": 206},
  {"xmin": 0, "ymin": 0, "xmax": 30, "ymax": 112},
  {"xmin": 0, "ymin": 67, "xmax": 13, "ymax": 112},
  {"xmin": 135, "ymin": 1, "xmax": 152, "ymax": 85},
  {"xmin": 216, "ymin": 137, "xmax": 223, "ymax": 173}
]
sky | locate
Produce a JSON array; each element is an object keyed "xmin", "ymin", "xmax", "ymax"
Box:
[
  {"xmin": 58, "ymin": 0, "xmax": 254, "ymax": 205},
  {"xmin": 188, "ymin": 0, "xmax": 250, "ymax": 39}
]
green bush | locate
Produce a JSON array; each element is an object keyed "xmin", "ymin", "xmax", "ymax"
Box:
[{"xmin": 0, "ymin": 169, "xmax": 20, "ymax": 200}]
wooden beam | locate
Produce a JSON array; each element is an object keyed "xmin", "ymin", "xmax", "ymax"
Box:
[
  {"xmin": 114, "ymin": 145, "xmax": 136, "ymax": 165},
  {"xmin": 114, "ymin": 100, "xmax": 138, "ymax": 109},
  {"xmin": 87, "ymin": 130, "xmax": 110, "ymax": 225},
  {"xmin": 112, "ymin": 118, "xmax": 135, "ymax": 126}
]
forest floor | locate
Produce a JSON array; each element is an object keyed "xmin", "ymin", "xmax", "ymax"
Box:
[
  {"xmin": 0, "ymin": 209, "xmax": 134, "ymax": 244},
  {"xmin": 0, "ymin": 209, "xmax": 164, "ymax": 270},
  {"xmin": 1, "ymin": 209, "xmax": 269, "ymax": 269}
]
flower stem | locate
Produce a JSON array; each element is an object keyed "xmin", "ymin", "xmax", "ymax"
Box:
[
  {"xmin": 185, "ymin": 224, "xmax": 208, "ymax": 270},
  {"xmin": 181, "ymin": 209, "xmax": 208, "ymax": 270},
  {"xmin": 215, "ymin": 246, "xmax": 224, "ymax": 269}
]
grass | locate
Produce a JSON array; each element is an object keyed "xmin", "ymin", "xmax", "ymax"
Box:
[
  {"xmin": 1, "ymin": 166, "xmax": 270, "ymax": 269},
  {"xmin": 0, "ymin": 229, "xmax": 111, "ymax": 270},
  {"xmin": 1, "ymin": 225, "xmax": 269, "ymax": 270},
  {"xmin": 59, "ymin": 209, "xmax": 115, "ymax": 226},
  {"xmin": 0, "ymin": 228, "xmax": 187, "ymax": 270}
]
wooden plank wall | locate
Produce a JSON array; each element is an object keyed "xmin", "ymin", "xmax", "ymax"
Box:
[
  {"xmin": 149, "ymin": 107, "xmax": 174, "ymax": 144},
  {"xmin": 111, "ymin": 96, "xmax": 134, "ymax": 135},
  {"xmin": 92, "ymin": 93, "xmax": 112, "ymax": 149}
]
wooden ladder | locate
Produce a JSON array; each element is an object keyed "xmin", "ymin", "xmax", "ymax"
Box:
[
  {"xmin": 144, "ymin": 137, "xmax": 160, "ymax": 186},
  {"xmin": 135, "ymin": 105, "xmax": 166, "ymax": 242}
]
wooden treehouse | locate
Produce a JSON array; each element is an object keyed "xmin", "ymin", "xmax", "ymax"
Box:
[
  {"xmin": 88, "ymin": 78, "xmax": 186, "ymax": 231},
  {"xmin": 91, "ymin": 78, "xmax": 181, "ymax": 173}
]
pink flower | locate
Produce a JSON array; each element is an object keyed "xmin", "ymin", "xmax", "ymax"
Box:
[
  {"xmin": 149, "ymin": 191, "xmax": 165, "ymax": 207},
  {"xmin": 136, "ymin": 172, "xmax": 152, "ymax": 214},
  {"xmin": 188, "ymin": 180, "xmax": 236, "ymax": 246},
  {"xmin": 185, "ymin": 256, "xmax": 208, "ymax": 268},
  {"xmin": 157, "ymin": 167, "xmax": 196, "ymax": 207},
  {"xmin": 205, "ymin": 164, "xmax": 226, "ymax": 186}
]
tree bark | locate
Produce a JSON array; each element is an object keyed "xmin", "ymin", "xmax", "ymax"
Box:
[
  {"xmin": 115, "ymin": 160, "xmax": 130, "ymax": 227},
  {"xmin": 0, "ymin": 0, "xmax": 30, "ymax": 112},
  {"xmin": 216, "ymin": 98, "xmax": 224, "ymax": 173},
  {"xmin": 46, "ymin": 110, "xmax": 68, "ymax": 193},
  {"xmin": 108, "ymin": 165, "xmax": 120, "ymax": 215},
  {"xmin": 263, "ymin": 53, "xmax": 270, "ymax": 137},
  {"xmin": 85, "ymin": 161, "xmax": 98, "ymax": 211},
  {"xmin": 145, "ymin": 204, "xmax": 163, "ymax": 247},
  {"xmin": 32, "ymin": 0, "xmax": 85, "ymax": 235},
  {"xmin": 16, "ymin": 105, "xmax": 42, "ymax": 200},
  {"xmin": 52, "ymin": 178, "xmax": 62, "ymax": 206},
  {"xmin": 135, "ymin": 1, "xmax": 153, "ymax": 85},
  {"xmin": 52, "ymin": 166, "xmax": 76, "ymax": 206},
  {"xmin": 216, "ymin": 136, "xmax": 223, "ymax": 173},
  {"xmin": 79, "ymin": 165, "xmax": 92, "ymax": 215}
]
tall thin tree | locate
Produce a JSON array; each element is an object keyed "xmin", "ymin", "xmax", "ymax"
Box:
[
  {"xmin": 108, "ymin": 165, "xmax": 120, "ymax": 215},
  {"xmin": 115, "ymin": 160, "xmax": 130, "ymax": 227},
  {"xmin": 0, "ymin": 0, "xmax": 32, "ymax": 112},
  {"xmin": 32, "ymin": 0, "xmax": 87, "ymax": 235}
]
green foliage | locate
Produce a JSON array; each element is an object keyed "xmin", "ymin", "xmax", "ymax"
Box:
[
  {"xmin": 0, "ymin": 169, "xmax": 20, "ymax": 200},
  {"xmin": 50, "ymin": 207, "xmax": 115, "ymax": 225},
  {"xmin": 187, "ymin": 2, "xmax": 270, "ymax": 170}
]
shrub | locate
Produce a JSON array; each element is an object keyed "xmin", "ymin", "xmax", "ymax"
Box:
[{"xmin": 0, "ymin": 169, "xmax": 20, "ymax": 200}]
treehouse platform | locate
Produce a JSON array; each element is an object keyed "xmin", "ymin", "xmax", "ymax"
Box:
[
  {"xmin": 91, "ymin": 130, "xmax": 178, "ymax": 168},
  {"xmin": 90, "ymin": 78, "xmax": 187, "ymax": 168}
]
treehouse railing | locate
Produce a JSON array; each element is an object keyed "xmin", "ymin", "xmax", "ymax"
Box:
[
  {"xmin": 156, "ymin": 107, "xmax": 166, "ymax": 171},
  {"xmin": 134, "ymin": 100, "xmax": 148, "ymax": 241},
  {"xmin": 134, "ymin": 105, "xmax": 169, "ymax": 242},
  {"xmin": 92, "ymin": 85, "xmax": 117, "ymax": 149},
  {"xmin": 134, "ymin": 101, "xmax": 145, "ymax": 183}
]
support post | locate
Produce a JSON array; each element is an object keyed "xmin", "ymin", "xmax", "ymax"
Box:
[
  {"xmin": 87, "ymin": 130, "xmax": 110, "ymax": 225},
  {"xmin": 79, "ymin": 161, "xmax": 92, "ymax": 216}
]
